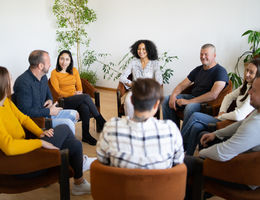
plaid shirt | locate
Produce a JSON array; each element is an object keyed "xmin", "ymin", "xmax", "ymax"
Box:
[{"xmin": 96, "ymin": 117, "xmax": 184, "ymax": 169}]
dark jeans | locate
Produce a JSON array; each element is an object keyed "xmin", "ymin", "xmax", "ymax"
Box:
[
  {"xmin": 184, "ymin": 155, "xmax": 204, "ymax": 200},
  {"xmin": 42, "ymin": 124, "xmax": 83, "ymax": 179},
  {"xmin": 63, "ymin": 94, "xmax": 100, "ymax": 137}
]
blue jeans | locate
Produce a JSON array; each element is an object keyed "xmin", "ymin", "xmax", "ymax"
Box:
[
  {"xmin": 181, "ymin": 112, "xmax": 220, "ymax": 155},
  {"xmin": 51, "ymin": 109, "xmax": 78, "ymax": 135},
  {"xmin": 162, "ymin": 94, "xmax": 201, "ymax": 128}
]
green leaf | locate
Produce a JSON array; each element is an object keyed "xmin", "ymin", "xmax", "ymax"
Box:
[{"xmin": 242, "ymin": 30, "xmax": 252, "ymax": 37}]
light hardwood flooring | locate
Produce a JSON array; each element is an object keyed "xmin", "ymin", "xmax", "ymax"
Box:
[{"xmin": 0, "ymin": 89, "xmax": 223, "ymax": 200}]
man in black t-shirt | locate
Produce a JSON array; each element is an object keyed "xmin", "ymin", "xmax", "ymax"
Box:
[{"xmin": 162, "ymin": 44, "xmax": 229, "ymax": 128}]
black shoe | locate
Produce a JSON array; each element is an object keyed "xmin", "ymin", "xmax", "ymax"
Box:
[
  {"xmin": 95, "ymin": 115, "xmax": 106, "ymax": 133},
  {"xmin": 82, "ymin": 135, "xmax": 97, "ymax": 146}
]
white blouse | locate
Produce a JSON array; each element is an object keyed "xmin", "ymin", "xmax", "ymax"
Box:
[
  {"xmin": 218, "ymin": 84, "xmax": 254, "ymax": 121},
  {"xmin": 119, "ymin": 58, "xmax": 163, "ymax": 89}
]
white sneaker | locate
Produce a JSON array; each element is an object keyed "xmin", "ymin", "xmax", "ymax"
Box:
[
  {"xmin": 83, "ymin": 155, "xmax": 97, "ymax": 172},
  {"xmin": 72, "ymin": 179, "xmax": 91, "ymax": 196}
]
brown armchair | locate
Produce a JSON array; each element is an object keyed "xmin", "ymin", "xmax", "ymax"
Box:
[
  {"xmin": 202, "ymin": 112, "xmax": 260, "ymax": 200},
  {"xmin": 0, "ymin": 147, "xmax": 72, "ymax": 200},
  {"xmin": 203, "ymin": 151, "xmax": 260, "ymax": 200},
  {"xmin": 116, "ymin": 75, "xmax": 161, "ymax": 119},
  {"xmin": 200, "ymin": 80, "xmax": 233, "ymax": 116},
  {"xmin": 176, "ymin": 80, "xmax": 232, "ymax": 119},
  {"xmin": 90, "ymin": 160, "xmax": 187, "ymax": 200}
]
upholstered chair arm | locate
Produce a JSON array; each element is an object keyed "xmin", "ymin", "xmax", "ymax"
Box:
[
  {"xmin": 0, "ymin": 148, "xmax": 63, "ymax": 174},
  {"xmin": 203, "ymin": 151, "xmax": 260, "ymax": 185}
]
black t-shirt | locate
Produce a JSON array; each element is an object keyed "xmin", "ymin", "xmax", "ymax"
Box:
[{"xmin": 187, "ymin": 64, "xmax": 228, "ymax": 97}]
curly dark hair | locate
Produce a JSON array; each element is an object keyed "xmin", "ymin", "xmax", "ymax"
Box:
[
  {"xmin": 56, "ymin": 50, "xmax": 74, "ymax": 74},
  {"xmin": 130, "ymin": 40, "xmax": 158, "ymax": 60}
]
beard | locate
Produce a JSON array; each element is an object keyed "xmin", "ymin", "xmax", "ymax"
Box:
[{"xmin": 42, "ymin": 67, "xmax": 49, "ymax": 74}]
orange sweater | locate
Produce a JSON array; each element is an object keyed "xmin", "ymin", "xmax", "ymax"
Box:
[
  {"xmin": 0, "ymin": 98, "xmax": 43, "ymax": 156},
  {"xmin": 50, "ymin": 67, "xmax": 83, "ymax": 98}
]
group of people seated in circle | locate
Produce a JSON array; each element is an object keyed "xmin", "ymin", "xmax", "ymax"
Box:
[{"xmin": 1, "ymin": 39, "xmax": 260, "ymax": 198}]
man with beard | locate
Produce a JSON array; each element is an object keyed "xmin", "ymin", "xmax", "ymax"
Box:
[{"xmin": 13, "ymin": 50, "xmax": 78, "ymax": 134}]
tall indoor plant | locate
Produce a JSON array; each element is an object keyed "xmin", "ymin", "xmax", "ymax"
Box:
[
  {"xmin": 53, "ymin": 0, "xmax": 97, "ymax": 82},
  {"xmin": 229, "ymin": 30, "xmax": 260, "ymax": 88}
]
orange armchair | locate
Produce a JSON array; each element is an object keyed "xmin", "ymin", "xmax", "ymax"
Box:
[
  {"xmin": 203, "ymin": 151, "xmax": 260, "ymax": 200},
  {"xmin": 90, "ymin": 160, "xmax": 187, "ymax": 200}
]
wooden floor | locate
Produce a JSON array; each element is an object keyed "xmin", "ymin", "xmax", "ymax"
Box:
[{"xmin": 0, "ymin": 89, "xmax": 223, "ymax": 200}]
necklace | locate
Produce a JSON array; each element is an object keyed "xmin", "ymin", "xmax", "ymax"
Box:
[{"xmin": 132, "ymin": 115, "xmax": 148, "ymax": 122}]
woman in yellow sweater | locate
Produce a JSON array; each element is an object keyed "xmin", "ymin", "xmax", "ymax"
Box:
[
  {"xmin": 50, "ymin": 50, "xmax": 106, "ymax": 145},
  {"xmin": 0, "ymin": 66, "xmax": 91, "ymax": 195}
]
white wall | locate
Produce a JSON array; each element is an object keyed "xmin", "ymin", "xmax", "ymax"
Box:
[{"xmin": 1, "ymin": 0, "xmax": 260, "ymax": 95}]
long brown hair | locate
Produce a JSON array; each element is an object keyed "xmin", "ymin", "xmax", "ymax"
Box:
[
  {"xmin": 240, "ymin": 59, "xmax": 260, "ymax": 102},
  {"xmin": 0, "ymin": 66, "xmax": 11, "ymax": 101}
]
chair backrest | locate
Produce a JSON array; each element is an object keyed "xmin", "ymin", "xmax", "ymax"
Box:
[
  {"xmin": 207, "ymin": 80, "xmax": 232, "ymax": 107},
  {"xmin": 90, "ymin": 160, "xmax": 187, "ymax": 200}
]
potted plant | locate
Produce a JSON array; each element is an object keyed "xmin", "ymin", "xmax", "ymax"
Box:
[
  {"xmin": 229, "ymin": 30, "xmax": 260, "ymax": 88},
  {"xmin": 52, "ymin": 0, "xmax": 98, "ymax": 84}
]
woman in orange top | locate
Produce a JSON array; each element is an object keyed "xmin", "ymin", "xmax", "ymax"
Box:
[
  {"xmin": 0, "ymin": 66, "xmax": 92, "ymax": 195},
  {"xmin": 50, "ymin": 50, "xmax": 106, "ymax": 145}
]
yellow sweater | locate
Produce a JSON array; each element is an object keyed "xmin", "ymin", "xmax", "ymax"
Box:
[
  {"xmin": 50, "ymin": 67, "xmax": 83, "ymax": 98},
  {"xmin": 0, "ymin": 98, "xmax": 43, "ymax": 156}
]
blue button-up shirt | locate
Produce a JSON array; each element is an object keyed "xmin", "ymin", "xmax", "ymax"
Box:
[{"xmin": 13, "ymin": 69, "xmax": 53, "ymax": 117}]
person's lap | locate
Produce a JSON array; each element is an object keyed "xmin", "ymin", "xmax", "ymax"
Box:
[{"xmin": 51, "ymin": 109, "xmax": 77, "ymax": 134}]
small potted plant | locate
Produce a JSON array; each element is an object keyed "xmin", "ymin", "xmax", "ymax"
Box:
[{"xmin": 229, "ymin": 30, "xmax": 260, "ymax": 88}]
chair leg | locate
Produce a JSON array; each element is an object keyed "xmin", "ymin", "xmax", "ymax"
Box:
[
  {"xmin": 117, "ymin": 90, "xmax": 122, "ymax": 117},
  {"xmin": 59, "ymin": 149, "xmax": 70, "ymax": 200},
  {"xmin": 155, "ymin": 106, "xmax": 161, "ymax": 119}
]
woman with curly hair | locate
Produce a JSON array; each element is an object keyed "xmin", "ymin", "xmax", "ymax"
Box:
[{"xmin": 119, "ymin": 39, "xmax": 163, "ymax": 118}]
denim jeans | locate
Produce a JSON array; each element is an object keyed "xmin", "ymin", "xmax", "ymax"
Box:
[
  {"xmin": 181, "ymin": 112, "xmax": 220, "ymax": 155},
  {"xmin": 162, "ymin": 94, "xmax": 201, "ymax": 128},
  {"xmin": 51, "ymin": 109, "xmax": 78, "ymax": 135}
]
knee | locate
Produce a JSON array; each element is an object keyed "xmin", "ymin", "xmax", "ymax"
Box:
[
  {"xmin": 70, "ymin": 139, "xmax": 82, "ymax": 153},
  {"xmin": 54, "ymin": 124, "xmax": 73, "ymax": 137},
  {"xmin": 79, "ymin": 102, "xmax": 89, "ymax": 113},
  {"xmin": 83, "ymin": 94, "xmax": 92, "ymax": 102},
  {"xmin": 68, "ymin": 110, "xmax": 78, "ymax": 122},
  {"xmin": 189, "ymin": 112, "xmax": 200, "ymax": 121}
]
